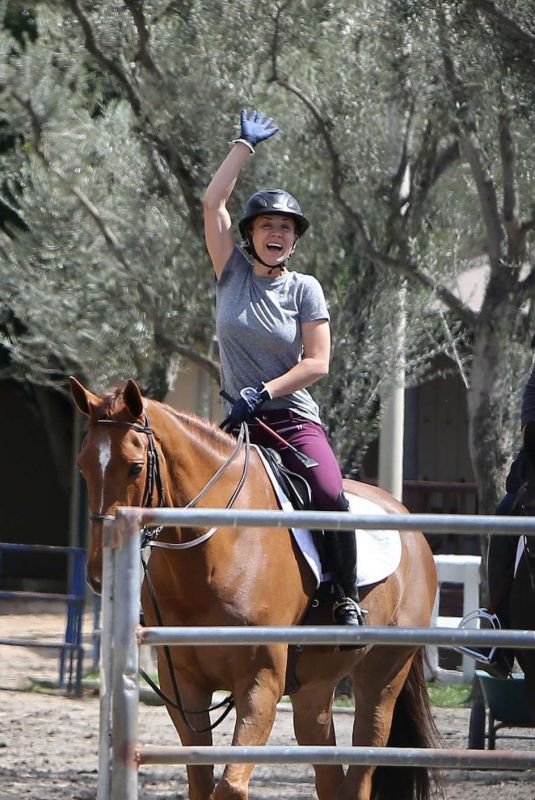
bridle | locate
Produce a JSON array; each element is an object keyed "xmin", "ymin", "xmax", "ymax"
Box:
[
  {"xmin": 89, "ymin": 415, "xmax": 166, "ymax": 526},
  {"xmin": 87, "ymin": 411, "xmax": 251, "ymax": 731},
  {"xmin": 90, "ymin": 414, "xmax": 249, "ymax": 545}
]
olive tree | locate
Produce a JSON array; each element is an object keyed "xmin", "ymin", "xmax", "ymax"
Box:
[
  {"xmin": 0, "ymin": 0, "xmax": 451, "ymax": 473},
  {"xmin": 267, "ymin": 0, "xmax": 535, "ymax": 510}
]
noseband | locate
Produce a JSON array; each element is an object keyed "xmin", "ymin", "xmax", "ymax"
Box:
[{"xmin": 89, "ymin": 415, "xmax": 166, "ymax": 524}]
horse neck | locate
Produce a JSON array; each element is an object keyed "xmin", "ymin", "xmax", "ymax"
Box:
[{"xmin": 148, "ymin": 401, "xmax": 242, "ymax": 509}]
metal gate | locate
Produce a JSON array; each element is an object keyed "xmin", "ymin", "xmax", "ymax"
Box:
[{"xmin": 97, "ymin": 508, "xmax": 535, "ymax": 800}]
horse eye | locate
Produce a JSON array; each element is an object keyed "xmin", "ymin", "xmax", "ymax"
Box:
[{"xmin": 129, "ymin": 463, "xmax": 144, "ymax": 477}]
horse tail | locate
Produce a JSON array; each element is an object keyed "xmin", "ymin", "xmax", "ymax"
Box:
[{"xmin": 371, "ymin": 649, "xmax": 443, "ymax": 800}]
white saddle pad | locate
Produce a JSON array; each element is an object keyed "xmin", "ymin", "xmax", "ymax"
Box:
[{"xmin": 256, "ymin": 447, "xmax": 402, "ymax": 588}]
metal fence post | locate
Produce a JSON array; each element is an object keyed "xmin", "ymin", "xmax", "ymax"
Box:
[
  {"xmin": 111, "ymin": 509, "xmax": 141, "ymax": 800},
  {"xmin": 97, "ymin": 521, "xmax": 115, "ymax": 800},
  {"xmin": 59, "ymin": 547, "xmax": 86, "ymax": 693}
]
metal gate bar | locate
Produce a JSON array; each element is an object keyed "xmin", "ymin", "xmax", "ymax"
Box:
[
  {"xmin": 139, "ymin": 625, "xmax": 535, "ymax": 649},
  {"xmin": 137, "ymin": 744, "xmax": 535, "ymax": 770},
  {"xmin": 136, "ymin": 506, "xmax": 535, "ymax": 535},
  {"xmin": 98, "ymin": 507, "xmax": 535, "ymax": 800},
  {"xmin": 0, "ymin": 542, "xmax": 86, "ymax": 694}
]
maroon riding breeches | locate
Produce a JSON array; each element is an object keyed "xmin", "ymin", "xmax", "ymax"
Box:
[{"xmin": 247, "ymin": 410, "xmax": 344, "ymax": 510}]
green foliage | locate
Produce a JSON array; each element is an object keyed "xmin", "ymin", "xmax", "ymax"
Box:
[
  {"xmin": 427, "ymin": 681, "xmax": 472, "ymax": 709},
  {"xmin": 1, "ymin": 0, "xmax": 535, "ymax": 483},
  {"xmin": 3, "ymin": 2, "xmax": 39, "ymax": 44}
]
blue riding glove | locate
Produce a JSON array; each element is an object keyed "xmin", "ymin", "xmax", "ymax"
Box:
[
  {"xmin": 234, "ymin": 110, "xmax": 279, "ymax": 152},
  {"xmin": 224, "ymin": 384, "xmax": 271, "ymax": 430}
]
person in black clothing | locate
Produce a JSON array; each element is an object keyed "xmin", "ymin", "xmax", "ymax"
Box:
[{"xmin": 484, "ymin": 361, "xmax": 535, "ymax": 677}]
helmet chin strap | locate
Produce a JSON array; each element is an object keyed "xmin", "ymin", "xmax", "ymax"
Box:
[{"xmin": 247, "ymin": 238, "xmax": 297, "ymax": 273}]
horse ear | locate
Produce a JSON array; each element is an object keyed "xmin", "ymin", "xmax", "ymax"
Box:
[
  {"xmin": 123, "ymin": 379, "xmax": 145, "ymax": 420},
  {"xmin": 69, "ymin": 376, "xmax": 101, "ymax": 417}
]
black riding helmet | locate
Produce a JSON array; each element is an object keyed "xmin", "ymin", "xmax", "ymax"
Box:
[{"xmin": 238, "ymin": 189, "xmax": 310, "ymax": 241}]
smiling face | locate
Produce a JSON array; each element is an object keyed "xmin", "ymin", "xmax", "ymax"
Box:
[{"xmin": 250, "ymin": 214, "xmax": 298, "ymax": 270}]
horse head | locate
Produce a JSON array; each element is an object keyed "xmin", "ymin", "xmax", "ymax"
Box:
[{"xmin": 70, "ymin": 376, "xmax": 157, "ymax": 594}]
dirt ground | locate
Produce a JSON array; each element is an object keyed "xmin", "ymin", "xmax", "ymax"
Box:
[{"xmin": 0, "ymin": 600, "xmax": 534, "ymax": 800}]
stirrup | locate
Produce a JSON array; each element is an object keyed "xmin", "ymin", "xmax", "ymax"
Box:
[
  {"xmin": 332, "ymin": 597, "xmax": 367, "ymax": 626},
  {"xmin": 451, "ymin": 608, "xmax": 500, "ymax": 663}
]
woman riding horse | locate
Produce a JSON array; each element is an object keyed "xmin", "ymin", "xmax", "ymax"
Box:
[{"xmin": 203, "ymin": 109, "xmax": 363, "ymax": 627}]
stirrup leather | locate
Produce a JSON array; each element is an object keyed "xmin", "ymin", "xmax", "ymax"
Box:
[
  {"xmin": 332, "ymin": 597, "xmax": 368, "ymax": 626},
  {"xmin": 451, "ymin": 608, "xmax": 500, "ymax": 663}
]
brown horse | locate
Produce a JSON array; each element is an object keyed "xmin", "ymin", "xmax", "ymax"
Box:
[{"xmin": 71, "ymin": 377, "xmax": 440, "ymax": 800}]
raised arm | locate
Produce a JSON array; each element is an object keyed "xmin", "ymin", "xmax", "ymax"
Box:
[
  {"xmin": 202, "ymin": 111, "xmax": 279, "ymax": 279},
  {"xmin": 202, "ymin": 143, "xmax": 251, "ymax": 278}
]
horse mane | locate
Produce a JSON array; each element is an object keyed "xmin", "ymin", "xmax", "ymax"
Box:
[
  {"xmin": 99, "ymin": 388, "xmax": 125, "ymax": 416},
  {"xmin": 147, "ymin": 398, "xmax": 236, "ymax": 458},
  {"xmin": 80, "ymin": 387, "xmax": 127, "ymax": 422},
  {"xmin": 90, "ymin": 384, "xmax": 235, "ymax": 458}
]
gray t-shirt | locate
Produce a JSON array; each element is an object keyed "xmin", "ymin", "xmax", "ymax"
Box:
[{"xmin": 216, "ymin": 246, "xmax": 330, "ymax": 423}]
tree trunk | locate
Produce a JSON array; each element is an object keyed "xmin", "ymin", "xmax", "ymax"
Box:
[
  {"xmin": 467, "ymin": 311, "xmax": 522, "ymax": 605},
  {"xmin": 468, "ymin": 310, "xmax": 521, "ymax": 514},
  {"xmin": 142, "ymin": 350, "xmax": 178, "ymax": 401}
]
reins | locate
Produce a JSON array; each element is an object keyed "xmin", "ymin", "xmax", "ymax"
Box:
[
  {"xmin": 141, "ymin": 421, "xmax": 249, "ymax": 550},
  {"xmin": 90, "ymin": 412, "xmax": 252, "ymax": 732},
  {"xmin": 139, "ymin": 554, "xmax": 236, "ymax": 731},
  {"xmin": 139, "ymin": 422, "xmax": 251, "ymax": 731}
]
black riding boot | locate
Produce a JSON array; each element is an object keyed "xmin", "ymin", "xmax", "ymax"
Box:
[{"xmin": 324, "ymin": 491, "xmax": 366, "ymax": 628}]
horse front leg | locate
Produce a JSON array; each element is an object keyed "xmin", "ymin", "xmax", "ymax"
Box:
[
  {"xmin": 290, "ymin": 682, "xmax": 345, "ymax": 800},
  {"xmin": 156, "ymin": 650, "xmax": 216, "ymax": 800},
  {"xmin": 214, "ymin": 652, "xmax": 286, "ymax": 800}
]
